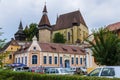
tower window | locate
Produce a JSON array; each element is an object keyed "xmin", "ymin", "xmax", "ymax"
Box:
[{"xmin": 68, "ymin": 32, "xmax": 70, "ymax": 41}]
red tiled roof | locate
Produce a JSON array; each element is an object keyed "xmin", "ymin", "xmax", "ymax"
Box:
[
  {"xmin": 38, "ymin": 4, "xmax": 51, "ymax": 27},
  {"xmin": 53, "ymin": 10, "xmax": 87, "ymax": 31},
  {"xmin": 38, "ymin": 14, "xmax": 51, "ymax": 27},
  {"xmin": 106, "ymin": 22, "xmax": 120, "ymax": 31},
  {"xmin": 39, "ymin": 43, "xmax": 85, "ymax": 55},
  {"xmin": 15, "ymin": 42, "xmax": 85, "ymax": 55},
  {"xmin": 14, "ymin": 42, "xmax": 32, "ymax": 54}
]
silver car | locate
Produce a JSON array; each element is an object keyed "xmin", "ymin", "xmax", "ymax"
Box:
[
  {"xmin": 87, "ymin": 66, "xmax": 120, "ymax": 78},
  {"xmin": 46, "ymin": 68, "xmax": 70, "ymax": 75}
]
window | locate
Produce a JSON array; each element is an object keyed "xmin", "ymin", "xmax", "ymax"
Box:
[
  {"xmin": 49, "ymin": 56, "xmax": 52, "ymax": 64},
  {"xmin": 16, "ymin": 58, "xmax": 17, "ymax": 63},
  {"xmin": 72, "ymin": 57, "xmax": 74, "ymax": 64},
  {"xmin": 88, "ymin": 68, "xmax": 101, "ymax": 76},
  {"xmin": 32, "ymin": 55, "xmax": 37, "ymax": 64},
  {"xmin": 25, "ymin": 57, "xmax": 27, "ymax": 64},
  {"xmin": 11, "ymin": 47, "xmax": 13, "ymax": 50},
  {"xmin": 9, "ymin": 55, "xmax": 12, "ymax": 59},
  {"xmin": 18, "ymin": 57, "xmax": 20, "ymax": 63},
  {"xmin": 22, "ymin": 57, "xmax": 23, "ymax": 64},
  {"xmin": 80, "ymin": 58, "xmax": 82, "ymax": 64},
  {"xmin": 33, "ymin": 47, "xmax": 36, "ymax": 50},
  {"xmin": 76, "ymin": 58, "xmax": 78, "ymax": 64},
  {"xmin": 60, "ymin": 57, "xmax": 62, "ymax": 64},
  {"xmin": 68, "ymin": 32, "xmax": 70, "ymax": 41},
  {"xmin": 101, "ymin": 68, "xmax": 115, "ymax": 76},
  {"xmin": 54, "ymin": 57, "xmax": 57, "ymax": 64},
  {"xmin": 43, "ymin": 56, "xmax": 47, "ymax": 64}
]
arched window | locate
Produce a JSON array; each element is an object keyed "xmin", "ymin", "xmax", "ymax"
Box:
[{"xmin": 32, "ymin": 55, "xmax": 37, "ymax": 64}]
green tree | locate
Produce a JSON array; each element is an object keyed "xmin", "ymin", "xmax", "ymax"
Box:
[
  {"xmin": 53, "ymin": 32, "xmax": 66, "ymax": 43},
  {"xmin": 24, "ymin": 23, "xmax": 38, "ymax": 41},
  {"xmin": 0, "ymin": 28, "xmax": 7, "ymax": 68},
  {"xmin": 0, "ymin": 28, "xmax": 5, "ymax": 49},
  {"xmin": 86, "ymin": 28, "xmax": 120, "ymax": 66}
]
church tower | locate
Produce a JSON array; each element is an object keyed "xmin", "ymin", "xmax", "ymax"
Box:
[
  {"xmin": 38, "ymin": 4, "xmax": 52, "ymax": 43},
  {"xmin": 14, "ymin": 21, "xmax": 26, "ymax": 41}
]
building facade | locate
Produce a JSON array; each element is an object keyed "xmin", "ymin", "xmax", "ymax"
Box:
[
  {"xmin": 0, "ymin": 38, "xmax": 20, "ymax": 65},
  {"xmin": 14, "ymin": 36, "xmax": 86, "ymax": 68}
]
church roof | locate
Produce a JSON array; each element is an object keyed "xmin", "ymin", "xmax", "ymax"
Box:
[
  {"xmin": 106, "ymin": 22, "xmax": 120, "ymax": 31},
  {"xmin": 19, "ymin": 21, "xmax": 23, "ymax": 30},
  {"xmin": 38, "ymin": 14, "xmax": 51, "ymax": 27},
  {"xmin": 15, "ymin": 21, "xmax": 24, "ymax": 35},
  {"xmin": 53, "ymin": 10, "xmax": 87, "ymax": 31},
  {"xmin": 38, "ymin": 5, "xmax": 51, "ymax": 28}
]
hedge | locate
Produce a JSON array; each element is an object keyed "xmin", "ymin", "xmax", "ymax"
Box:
[{"xmin": 0, "ymin": 70, "xmax": 120, "ymax": 80}]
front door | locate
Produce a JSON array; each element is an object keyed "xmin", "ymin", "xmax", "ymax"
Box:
[{"xmin": 65, "ymin": 60, "xmax": 70, "ymax": 68}]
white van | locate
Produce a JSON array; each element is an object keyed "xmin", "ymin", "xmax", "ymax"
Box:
[{"xmin": 87, "ymin": 66, "xmax": 120, "ymax": 78}]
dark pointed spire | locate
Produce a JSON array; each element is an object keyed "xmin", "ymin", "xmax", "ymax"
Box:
[
  {"xmin": 19, "ymin": 20, "xmax": 23, "ymax": 30},
  {"xmin": 43, "ymin": 3, "xmax": 47, "ymax": 13}
]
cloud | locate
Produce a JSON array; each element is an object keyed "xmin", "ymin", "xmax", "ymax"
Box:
[{"xmin": 0, "ymin": 0, "xmax": 120, "ymax": 41}]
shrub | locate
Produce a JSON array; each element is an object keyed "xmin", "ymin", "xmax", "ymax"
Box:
[{"xmin": 0, "ymin": 70, "xmax": 120, "ymax": 80}]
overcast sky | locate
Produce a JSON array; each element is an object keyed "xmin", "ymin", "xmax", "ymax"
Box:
[{"xmin": 0, "ymin": 0, "xmax": 120, "ymax": 42}]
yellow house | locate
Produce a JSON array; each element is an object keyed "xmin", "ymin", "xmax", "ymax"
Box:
[
  {"xmin": 38, "ymin": 4, "xmax": 89, "ymax": 44},
  {"xmin": 0, "ymin": 38, "xmax": 20, "ymax": 65}
]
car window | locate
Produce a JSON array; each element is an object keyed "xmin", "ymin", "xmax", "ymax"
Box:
[
  {"xmin": 88, "ymin": 68, "xmax": 101, "ymax": 76},
  {"xmin": 101, "ymin": 68, "xmax": 115, "ymax": 76},
  {"xmin": 49, "ymin": 69, "xmax": 56, "ymax": 73},
  {"xmin": 55, "ymin": 69, "xmax": 59, "ymax": 73}
]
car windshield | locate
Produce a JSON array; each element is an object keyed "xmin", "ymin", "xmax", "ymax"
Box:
[{"xmin": 88, "ymin": 68, "xmax": 101, "ymax": 76}]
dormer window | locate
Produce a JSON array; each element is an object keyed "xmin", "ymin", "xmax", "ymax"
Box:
[
  {"xmin": 62, "ymin": 47, "xmax": 67, "ymax": 51},
  {"xmin": 72, "ymin": 48, "xmax": 77, "ymax": 52},
  {"xmin": 51, "ymin": 46, "xmax": 56, "ymax": 51}
]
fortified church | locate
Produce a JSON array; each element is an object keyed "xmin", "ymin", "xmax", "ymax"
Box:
[{"xmin": 0, "ymin": 4, "xmax": 92, "ymax": 68}]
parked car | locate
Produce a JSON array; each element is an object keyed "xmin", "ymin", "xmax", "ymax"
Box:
[
  {"xmin": 13, "ymin": 66, "xmax": 30, "ymax": 72},
  {"xmin": 29, "ymin": 67, "xmax": 44, "ymax": 74},
  {"xmin": 87, "ymin": 66, "xmax": 120, "ymax": 78},
  {"xmin": 69, "ymin": 67, "xmax": 87, "ymax": 75},
  {"xmin": 46, "ymin": 68, "xmax": 70, "ymax": 75}
]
